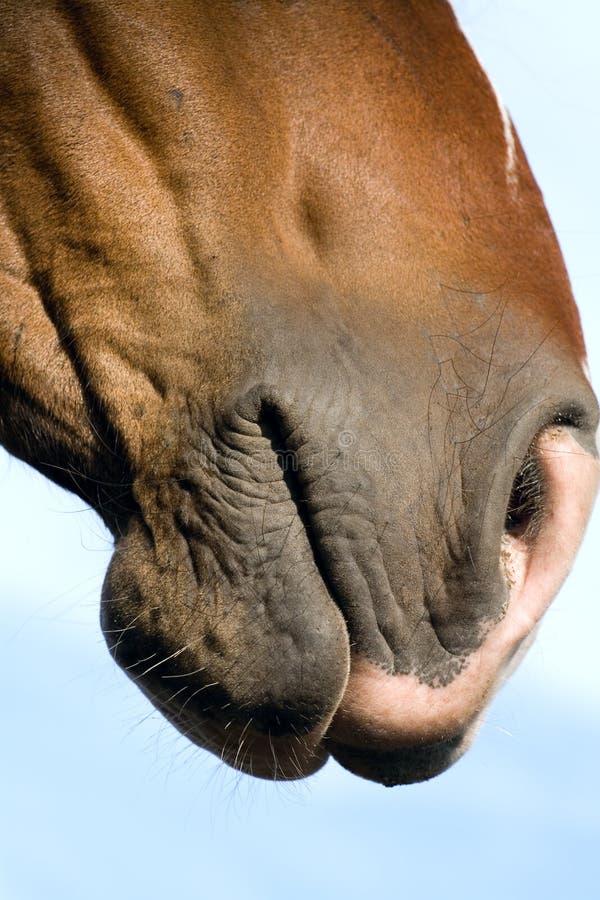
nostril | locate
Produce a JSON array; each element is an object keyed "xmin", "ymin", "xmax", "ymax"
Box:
[
  {"xmin": 504, "ymin": 409, "xmax": 593, "ymax": 543},
  {"xmin": 500, "ymin": 423, "xmax": 599, "ymax": 635},
  {"xmin": 505, "ymin": 442, "xmax": 546, "ymax": 539}
]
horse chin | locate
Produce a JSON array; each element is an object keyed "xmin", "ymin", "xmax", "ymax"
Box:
[{"xmin": 150, "ymin": 676, "xmax": 481, "ymax": 786}]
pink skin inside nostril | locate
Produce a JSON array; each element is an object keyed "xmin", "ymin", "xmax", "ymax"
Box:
[{"xmin": 329, "ymin": 428, "xmax": 600, "ymax": 751}]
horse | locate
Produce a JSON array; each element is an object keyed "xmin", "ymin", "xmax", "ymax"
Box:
[{"xmin": 0, "ymin": 0, "xmax": 597, "ymax": 786}]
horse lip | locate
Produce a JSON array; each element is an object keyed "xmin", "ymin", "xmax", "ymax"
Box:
[
  {"xmin": 146, "ymin": 684, "xmax": 334, "ymax": 780},
  {"xmin": 325, "ymin": 735, "xmax": 466, "ymax": 786},
  {"xmin": 325, "ymin": 714, "xmax": 484, "ymax": 786}
]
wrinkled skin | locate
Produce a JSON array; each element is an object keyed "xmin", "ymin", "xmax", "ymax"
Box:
[{"xmin": 0, "ymin": 0, "xmax": 598, "ymax": 786}]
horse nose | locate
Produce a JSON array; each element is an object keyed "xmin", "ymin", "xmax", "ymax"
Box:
[
  {"xmin": 325, "ymin": 421, "xmax": 599, "ymax": 786},
  {"xmin": 498, "ymin": 425, "xmax": 599, "ymax": 641}
]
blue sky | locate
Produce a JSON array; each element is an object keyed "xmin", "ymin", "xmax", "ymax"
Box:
[{"xmin": 1, "ymin": 3, "xmax": 599, "ymax": 899}]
